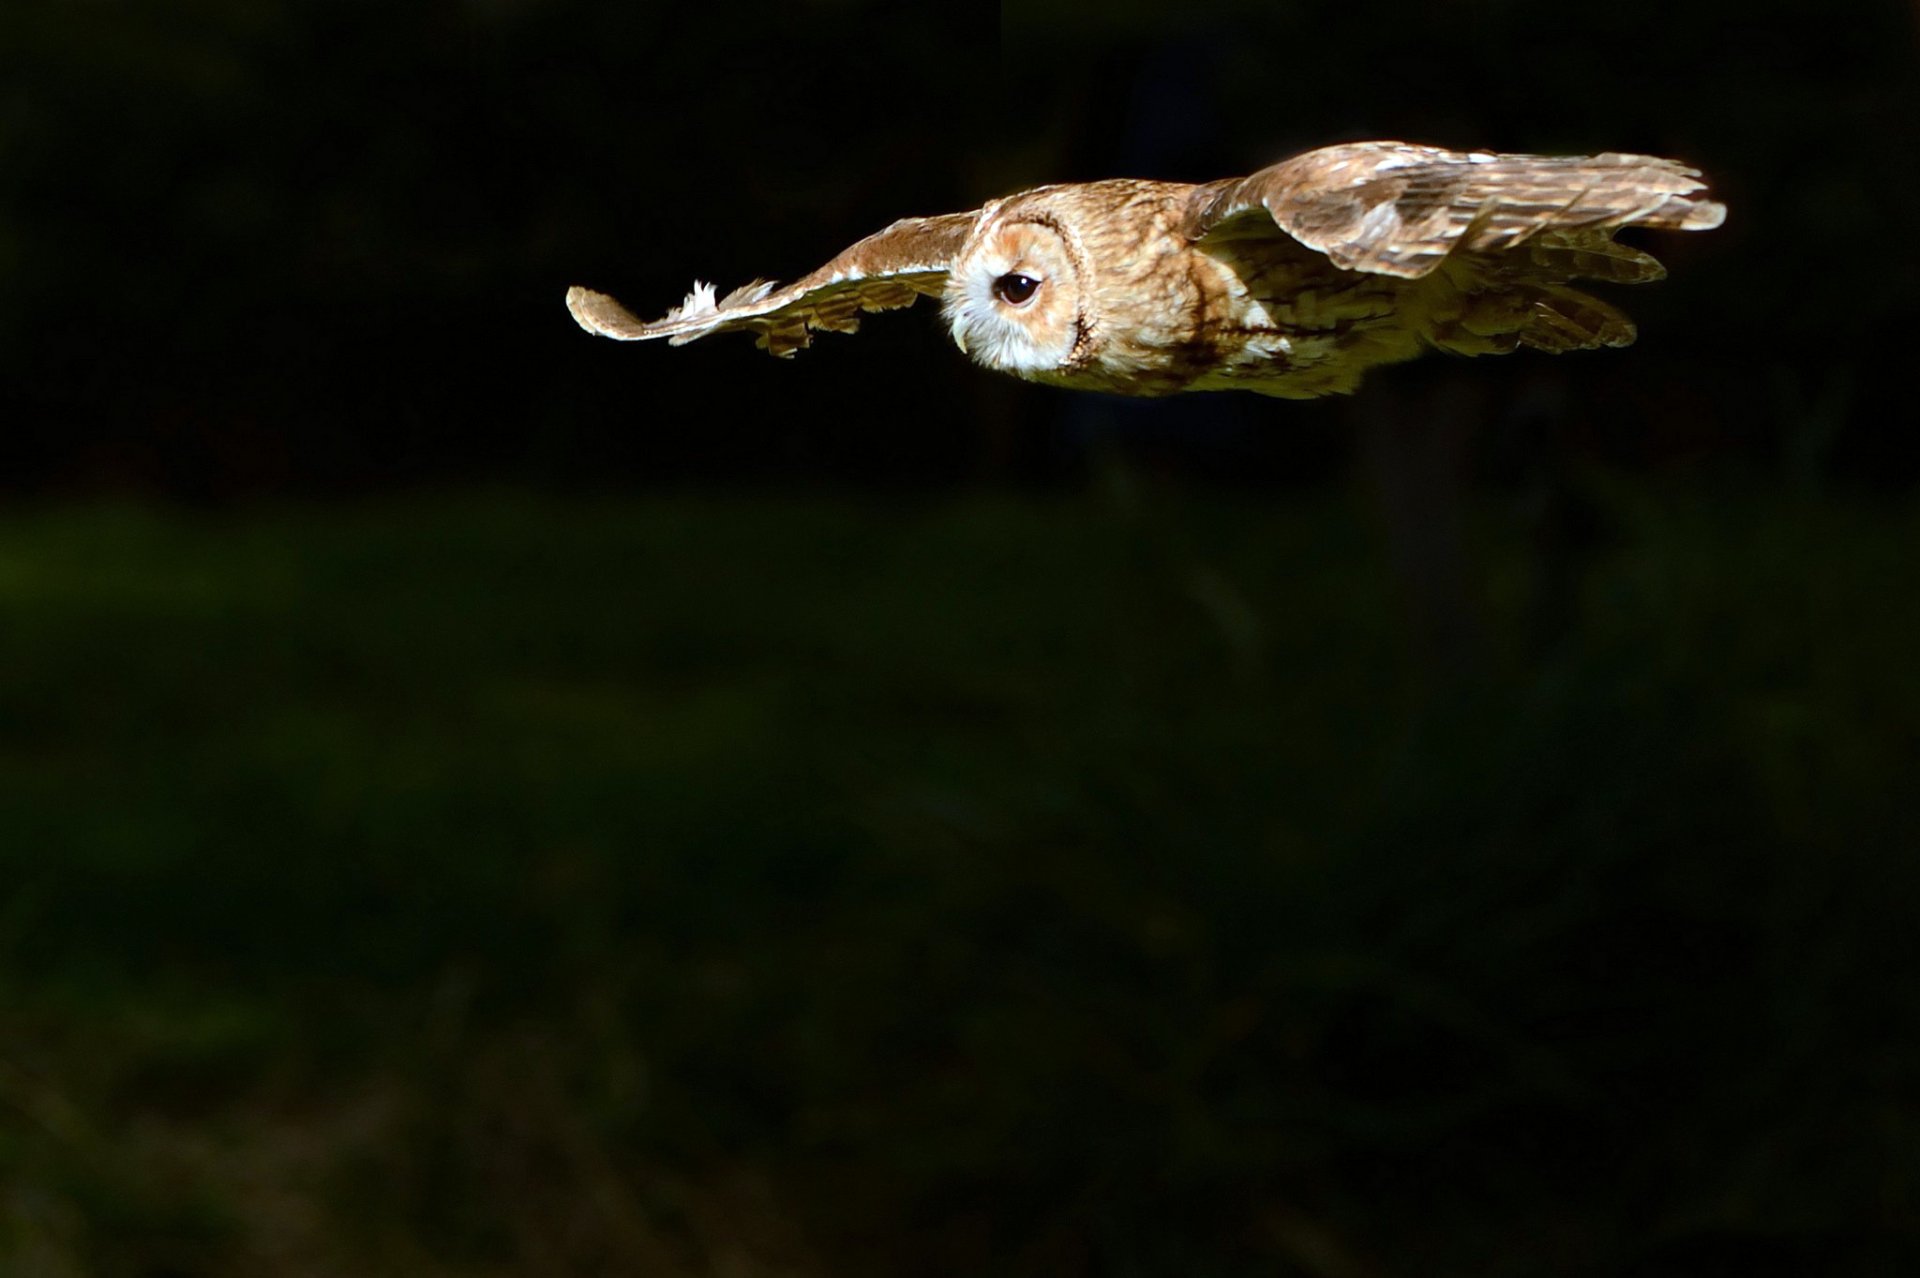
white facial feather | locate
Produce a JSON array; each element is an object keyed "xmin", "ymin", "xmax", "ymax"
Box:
[
  {"xmin": 943, "ymin": 268, "xmax": 1052, "ymax": 373},
  {"xmin": 940, "ymin": 221, "xmax": 1077, "ymax": 377}
]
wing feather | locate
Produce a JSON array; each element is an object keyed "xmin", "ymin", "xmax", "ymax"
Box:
[
  {"xmin": 566, "ymin": 210, "xmax": 979, "ymax": 357},
  {"xmin": 1188, "ymin": 141, "xmax": 1725, "ymax": 279}
]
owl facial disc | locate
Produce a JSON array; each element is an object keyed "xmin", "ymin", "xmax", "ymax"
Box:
[{"xmin": 942, "ymin": 216, "xmax": 1083, "ymax": 377}]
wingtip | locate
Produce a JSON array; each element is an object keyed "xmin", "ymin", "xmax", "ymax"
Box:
[
  {"xmin": 564, "ymin": 284, "xmax": 602, "ymax": 318},
  {"xmin": 566, "ymin": 285, "xmax": 651, "ymax": 340},
  {"xmin": 1685, "ymin": 199, "xmax": 1728, "ymax": 231}
]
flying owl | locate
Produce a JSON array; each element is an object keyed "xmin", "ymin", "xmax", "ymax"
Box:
[{"xmin": 566, "ymin": 141, "xmax": 1723, "ymax": 399}]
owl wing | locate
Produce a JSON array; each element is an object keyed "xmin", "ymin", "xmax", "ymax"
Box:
[
  {"xmin": 566, "ymin": 210, "xmax": 979, "ymax": 357},
  {"xmin": 1188, "ymin": 141, "xmax": 1725, "ymax": 279}
]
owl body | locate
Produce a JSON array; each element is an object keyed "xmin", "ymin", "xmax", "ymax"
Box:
[
  {"xmin": 947, "ymin": 179, "xmax": 1487, "ymax": 399},
  {"xmin": 567, "ymin": 141, "xmax": 1723, "ymax": 399}
]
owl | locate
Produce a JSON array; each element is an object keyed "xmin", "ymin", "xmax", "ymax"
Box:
[{"xmin": 566, "ymin": 141, "xmax": 1723, "ymax": 399}]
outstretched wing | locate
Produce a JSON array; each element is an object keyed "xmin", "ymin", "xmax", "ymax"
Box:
[
  {"xmin": 1188, "ymin": 141, "xmax": 1725, "ymax": 279},
  {"xmin": 566, "ymin": 210, "xmax": 980, "ymax": 357}
]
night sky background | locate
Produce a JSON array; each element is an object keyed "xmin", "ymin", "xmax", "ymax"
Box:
[{"xmin": 2, "ymin": 2, "xmax": 1917, "ymax": 1275}]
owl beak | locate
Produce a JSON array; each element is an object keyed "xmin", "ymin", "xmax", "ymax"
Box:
[{"xmin": 953, "ymin": 329, "xmax": 969, "ymax": 357}]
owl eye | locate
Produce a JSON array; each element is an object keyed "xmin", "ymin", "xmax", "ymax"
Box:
[{"xmin": 992, "ymin": 273, "xmax": 1041, "ymax": 306}]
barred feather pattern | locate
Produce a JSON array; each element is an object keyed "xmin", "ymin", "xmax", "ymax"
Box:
[
  {"xmin": 565, "ymin": 212, "xmax": 976, "ymax": 358},
  {"xmin": 1188, "ymin": 142, "xmax": 1724, "ymax": 278},
  {"xmin": 567, "ymin": 140, "xmax": 1722, "ymax": 397}
]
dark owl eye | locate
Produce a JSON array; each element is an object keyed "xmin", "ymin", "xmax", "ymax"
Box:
[{"xmin": 993, "ymin": 272, "xmax": 1041, "ymax": 305}]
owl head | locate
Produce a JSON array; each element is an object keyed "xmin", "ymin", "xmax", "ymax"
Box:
[{"xmin": 941, "ymin": 206, "xmax": 1092, "ymax": 377}]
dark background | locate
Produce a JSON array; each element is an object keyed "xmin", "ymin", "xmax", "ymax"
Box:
[
  {"xmin": 6, "ymin": 0, "xmax": 1916, "ymax": 496},
  {"xmin": 1, "ymin": 2, "xmax": 1916, "ymax": 1275}
]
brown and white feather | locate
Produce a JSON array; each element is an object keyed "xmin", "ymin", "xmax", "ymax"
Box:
[
  {"xmin": 565, "ymin": 211, "xmax": 978, "ymax": 357},
  {"xmin": 1188, "ymin": 141, "xmax": 1724, "ymax": 278},
  {"xmin": 567, "ymin": 140, "xmax": 1722, "ymax": 397}
]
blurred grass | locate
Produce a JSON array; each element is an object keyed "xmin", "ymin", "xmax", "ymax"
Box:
[{"xmin": 0, "ymin": 482, "xmax": 1915, "ymax": 1277}]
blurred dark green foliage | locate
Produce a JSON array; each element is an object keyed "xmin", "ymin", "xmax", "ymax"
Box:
[{"xmin": 2, "ymin": 484, "xmax": 1914, "ymax": 1275}]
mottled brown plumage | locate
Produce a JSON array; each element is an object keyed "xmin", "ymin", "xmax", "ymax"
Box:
[{"xmin": 566, "ymin": 141, "xmax": 1723, "ymax": 398}]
